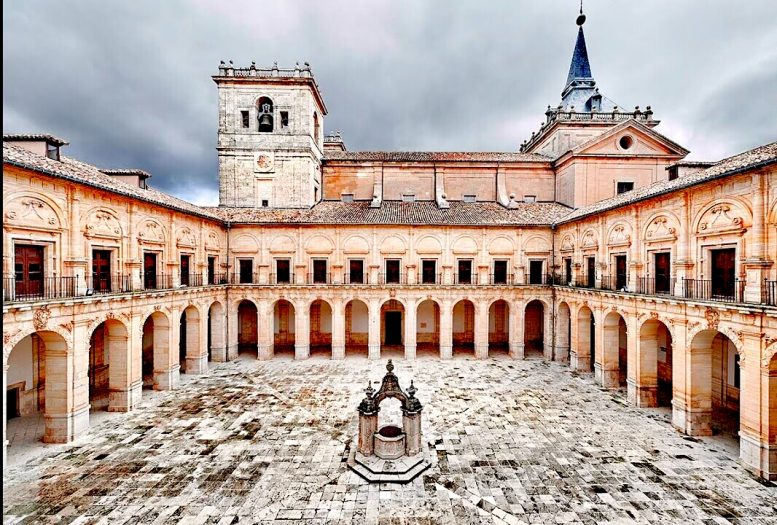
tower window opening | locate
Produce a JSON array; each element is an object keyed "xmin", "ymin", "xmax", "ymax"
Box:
[
  {"xmin": 617, "ymin": 182, "xmax": 634, "ymax": 194},
  {"xmin": 280, "ymin": 111, "xmax": 289, "ymax": 128},
  {"xmin": 241, "ymin": 111, "xmax": 250, "ymax": 129},
  {"xmin": 257, "ymin": 97, "xmax": 274, "ymax": 132},
  {"xmin": 261, "ymin": 199, "xmax": 269, "ymax": 207}
]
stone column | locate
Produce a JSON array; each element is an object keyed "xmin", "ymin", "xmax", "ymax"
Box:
[
  {"xmin": 403, "ymin": 411, "xmax": 422, "ymax": 456},
  {"xmin": 331, "ymin": 299, "xmax": 345, "ymax": 360},
  {"xmin": 509, "ymin": 302, "xmax": 521, "ymax": 359},
  {"xmin": 625, "ymin": 314, "xmax": 643, "ymax": 405},
  {"xmin": 295, "ymin": 303, "xmax": 310, "ymax": 360},
  {"xmin": 3, "ymin": 364, "xmax": 7, "ymax": 470},
  {"xmin": 543, "ymin": 304, "xmax": 554, "ymax": 361},
  {"xmin": 439, "ymin": 300, "xmax": 453, "ymax": 359},
  {"xmin": 44, "ymin": 342, "xmax": 88, "ymax": 444},
  {"xmin": 743, "ymin": 172, "xmax": 773, "ymax": 303},
  {"xmin": 593, "ymin": 309, "xmax": 605, "ymax": 383},
  {"xmin": 226, "ymin": 302, "xmax": 240, "ymax": 361},
  {"xmin": 185, "ymin": 311, "xmax": 208, "ymax": 374},
  {"xmin": 673, "ymin": 326, "xmax": 712, "ymax": 436},
  {"xmin": 404, "ymin": 303, "xmax": 417, "ymax": 360},
  {"xmin": 153, "ymin": 314, "xmax": 179, "ymax": 391},
  {"xmin": 474, "ymin": 301, "xmax": 489, "ymax": 359},
  {"xmin": 598, "ymin": 311, "xmax": 620, "ymax": 389},
  {"xmin": 513, "ymin": 302, "xmax": 525, "ymax": 359},
  {"xmin": 108, "ymin": 320, "xmax": 139, "ymax": 411},
  {"xmin": 209, "ymin": 305, "xmax": 227, "ymax": 363},
  {"xmin": 738, "ymin": 332, "xmax": 774, "ymax": 479},
  {"xmin": 257, "ymin": 301, "xmax": 273, "ymax": 360},
  {"xmin": 368, "ymin": 299, "xmax": 381, "ymax": 360},
  {"xmin": 358, "ymin": 411, "xmax": 378, "ymax": 456}
]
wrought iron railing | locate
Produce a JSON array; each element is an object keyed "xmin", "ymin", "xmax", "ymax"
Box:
[
  {"xmin": 681, "ymin": 278, "xmax": 745, "ymax": 303},
  {"xmin": 143, "ymin": 273, "xmax": 173, "ymax": 290},
  {"xmin": 344, "ymin": 273, "xmax": 369, "ymax": 285},
  {"xmin": 3, "ymin": 275, "xmax": 78, "ymax": 302},
  {"xmin": 308, "ymin": 273, "xmax": 332, "ymax": 285},
  {"xmin": 417, "ymin": 273, "xmax": 442, "ymax": 285},
  {"xmin": 86, "ymin": 274, "xmax": 135, "ymax": 295},
  {"xmin": 765, "ymin": 280, "xmax": 777, "ymax": 306},
  {"xmin": 379, "ymin": 272, "xmax": 406, "ymax": 285}
]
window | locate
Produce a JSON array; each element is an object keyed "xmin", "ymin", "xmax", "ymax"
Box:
[
  {"xmin": 275, "ymin": 259, "xmax": 291, "ymax": 284},
  {"xmin": 313, "ymin": 112, "xmax": 320, "ymax": 143},
  {"xmin": 617, "ymin": 182, "xmax": 634, "ymax": 194},
  {"xmin": 524, "ymin": 195, "xmax": 536, "ymax": 203},
  {"xmin": 257, "ymin": 96, "xmax": 274, "ymax": 132},
  {"xmin": 143, "ymin": 252, "xmax": 157, "ymax": 289},
  {"xmin": 180, "ymin": 254, "xmax": 190, "ymax": 286},
  {"xmin": 493, "ymin": 260, "xmax": 508, "ymax": 284},
  {"xmin": 241, "ymin": 110, "xmax": 250, "ymax": 129},
  {"xmin": 564, "ymin": 258, "xmax": 572, "ymax": 284},
  {"xmin": 349, "ymin": 259, "xmax": 364, "ymax": 284},
  {"xmin": 261, "ymin": 199, "xmax": 269, "ymax": 207},
  {"xmin": 402, "ymin": 193, "xmax": 416, "ymax": 203},
  {"xmin": 457, "ymin": 259, "xmax": 472, "ymax": 284},
  {"xmin": 385, "ymin": 259, "xmax": 401, "ymax": 284},
  {"xmin": 615, "ymin": 255, "xmax": 627, "ymax": 289},
  {"xmin": 529, "ymin": 260, "xmax": 544, "ymax": 285},
  {"xmin": 239, "ymin": 259, "xmax": 253, "ymax": 284},
  {"xmin": 421, "ymin": 260, "xmax": 437, "ymax": 284},
  {"xmin": 208, "ymin": 256, "xmax": 216, "ymax": 285},
  {"xmin": 711, "ymin": 248, "xmax": 736, "ymax": 299},
  {"xmin": 654, "ymin": 252, "xmax": 671, "ymax": 294},
  {"xmin": 312, "ymin": 259, "xmax": 328, "ymax": 284},
  {"xmin": 280, "ymin": 111, "xmax": 289, "ymax": 128},
  {"xmin": 618, "ymin": 135, "xmax": 634, "ymax": 150},
  {"xmin": 668, "ymin": 166, "xmax": 679, "ymax": 181},
  {"xmin": 586, "ymin": 257, "xmax": 596, "ymax": 288},
  {"xmin": 46, "ymin": 143, "xmax": 60, "ymax": 161},
  {"xmin": 733, "ymin": 353, "xmax": 740, "ymax": 388},
  {"xmin": 463, "ymin": 194, "xmax": 477, "ymax": 203},
  {"xmin": 341, "ymin": 193, "xmax": 354, "ymax": 203}
]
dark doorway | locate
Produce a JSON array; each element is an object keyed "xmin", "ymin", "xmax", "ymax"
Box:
[
  {"xmin": 384, "ymin": 311, "xmax": 402, "ymax": 345},
  {"xmin": 276, "ymin": 259, "xmax": 291, "ymax": 284},
  {"xmin": 180, "ymin": 255, "xmax": 190, "ymax": 286},
  {"xmin": 208, "ymin": 256, "xmax": 216, "ymax": 284},
  {"xmin": 457, "ymin": 260, "xmax": 472, "ymax": 284},
  {"xmin": 92, "ymin": 249, "xmax": 112, "ymax": 292},
  {"xmin": 493, "ymin": 260, "xmax": 508, "ymax": 284},
  {"xmin": 179, "ymin": 313, "xmax": 187, "ymax": 373},
  {"xmin": 385, "ymin": 259, "xmax": 401, "ymax": 284},
  {"xmin": 422, "ymin": 260, "xmax": 437, "ymax": 284},
  {"xmin": 313, "ymin": 259, "xmax": 328, "ymax": 283},
  {"xmin": 564, "ymin": 258, "xmax": 572, "ymax": 284},
  {"xmin": 587, "ymin": 257, "xmax": 596, "ymax": 288},
  {"xmin": 14, "ymin": 244, "xmax": 44, "ymax": 297},
  {"xmin": 144, "ymin": 252, "xmax": 157, "ymax": 289},
  {"xmin": 6, "ymin": 387, "xmax": 20, "ymax": 420},
  {"xmin": 711, "ymin": 248, "xmax": 736, "ymax": 298},
  {"xmin": 654, "ymin": 252, "xmax": 671, "ymax": 294},
  {"xmin": 615, "ymin": 255, "xmax": 627, "ymax": 290},
  {"xmin": 349, "ymin": 259, "xmax": 364, "ymax": 284},
  {"xmin": 529, "ymin": 260, "xmax": 544, "ymax": 284},
  {"xmin": 589, "ymin": 316, "xmax": 596, "ymax": 371},
  {"xmin": 239, "ymin": 259, "xmax": 253, "ymax": 284}
]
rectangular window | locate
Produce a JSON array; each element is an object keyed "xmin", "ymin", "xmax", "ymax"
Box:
[
  {"xmin": 312, "ymin": 259, "xmax": 328, "ymax": 284},
  {"xmin": 523, "ymin": 195, "xmax": 536, "ymax": 203},
  {"xmin": 668, "ymin": 167, "xmax": 679, "ymax": 181},
  {"xmin": 92, "ymin": 249, "xmax": 112, "ymax": 292},
  {"xmin": 208, "ymin": 256, "xmax": 216, "ymax": 285},
  {"xmin": 280, "ymin": 111, "xmax": 289, "ymax": 128},
  {"xmin": 463, "ymin": 194, "xmax": 477, "ymax": 203},
  {"xmin": 654, "ymin": 252, "xmax": 671, "ymax": 294},
  {"xmin": 261, "ymin": 199, "xmax": 269, "ymax": 207},
  {"xmin": 586, "ymin": 257, "xmax": 596, "ymax": 288},
  {"xmin": 564, "ymin": 258, "xmax": 573, "ymax": 285},
  {"xmin": 341, "ymin": 193, "xmax": 354, "ymax": 203},
  {"xmin": 457, "ymin": 259, "xmax": 472, "ymax": 284},
  {"xmin": 143, "ymin": 252, "xmax": 157, "ymax": 289},
  {"xmin": 615, "ymin": 255, "xmax": 627, "ymax": 290},
  {"xmin": 276, "ymin": 259, "xmax": 291, "ymax": 284},
  {"xmin": 493, "ymin": 260, "xmax": 508, "ymax": 284},
  {"xmin": 385, "ymin": 259, "xmax": 401, "ymax": 284},
  {"xmin": 180, "ymin": 254, "xmax": 190, "ymax": 286},
  {"xmin": 349, "ymin": 259, "xmax": 364, "ymax": 284},
  {"xmin": 241, "ymin": 110, "xmax": 250, "ymax": 129},
  {"xmin": 239, "ymin": 259, "xmax": 253, "ymax": 284},
  {"xmin": 422, "ymin": 259, "xmax": 437, "ymax": 284},
  {"xmin": 617, "ymin": 182, "xmax": 635, "ymax": 194},
  {"xmin": 529, "ymin": 260, "xmax": 544, "ymax": 285}
]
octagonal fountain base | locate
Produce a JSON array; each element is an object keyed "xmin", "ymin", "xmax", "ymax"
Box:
[{"xmin": 347, "ymin": 439, "xmax": 431, "ymax": 484}]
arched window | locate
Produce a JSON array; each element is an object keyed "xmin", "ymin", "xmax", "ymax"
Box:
[
  {"xmin": 257, "ymin": 97, "xmax": 274, "ymax": 132},
  {"xmin": 313, "ymin": 112, "xmax": 320, "ymax": 144}
]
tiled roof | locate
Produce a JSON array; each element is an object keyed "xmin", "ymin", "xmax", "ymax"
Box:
[
  {"xmin": 207, "ymin": 200, "xmax": 571, "ymax": 226},
  {"xmin": 324, "ymin": 151, "xmax": 551, "ymax": 163},
  {"xmin": 2, "ymin": 142, "xmax": 221, "ymax": 221},
  {"xmin": 4, "ymin": 133, "xmax": 69, "ymax": 146},
  {"xmin": 557, "ymin": 141, "xmax": 777, "ymax": 224},
  {"xmin": 100, "ymin": 168, "xmax": 151, "ymax": 178}
]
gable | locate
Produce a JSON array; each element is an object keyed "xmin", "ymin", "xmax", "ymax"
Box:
[{"xmin": 575, "ymin": 123, "xmax": 686, "ymax": 157}]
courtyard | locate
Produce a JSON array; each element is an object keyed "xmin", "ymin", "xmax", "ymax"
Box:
[{"xmin": 3, "ymin": 356, "xmax": 775, "ymax": 524}]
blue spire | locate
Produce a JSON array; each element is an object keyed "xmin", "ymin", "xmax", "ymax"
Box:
[{"xmin": 566, "ymin": 27, "xmax": 593, "ymax": 87}]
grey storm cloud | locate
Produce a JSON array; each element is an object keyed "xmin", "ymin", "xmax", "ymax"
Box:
[{"xmin": 4, "ymin": 0, "xmax": 777, "ymax": 205}]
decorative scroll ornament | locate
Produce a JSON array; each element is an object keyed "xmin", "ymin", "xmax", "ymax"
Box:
[
  {"xmin": 5, "ymin": 197, "xmax": 60, "ymax": 228},
  {"xmin": 32, "ymin": 305, "xmax": 51, "ymax": 331},
  {"xmin": 608, "ymin": 224, "xmax": 631, "ymax": 247},
  {"xmin": 645, "ymin": 215, "xmax": 676, "ymax": 241},
  {"xmin": 581, "ymin": 230, "xmax": 598, "ymax": 249},
  {"xmin": 697, "ymin": 204, "xmax": 745, "ymax": 235},
  {"xmin": 205, "ymin": 231, "xmax": 221, "ymax": 250},
  {"xmin": 704, "ymin": 308, "xmax": 720, "ymax": 331},
  {"xmin": 84, "ymin": 210, "xmax": 121, "ymax": 238},
  {"xmin": 137, "ymin": 220, "xmax": 165, "ymax": 243},
  {"xmin": 176, "ymin": 227, "xmax": 196, "ymax": 247}
]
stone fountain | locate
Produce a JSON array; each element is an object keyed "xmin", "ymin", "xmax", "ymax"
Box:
[{"xmin": 347, "ymin": 360, "xmax": 431, "ymax": 483}]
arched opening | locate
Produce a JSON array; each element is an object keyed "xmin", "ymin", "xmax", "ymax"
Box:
[
  {"xmin": 310, "ymin": 299, "xmax": 333, "ymax": 359},
  {"xmin": 380, "ymin": 300, "xmax": 405, "ymax": 359},
  {"xmin": 88, "ymin": 320, "xmax": 128, "ymax": 412},
  {"xmin": 688, "ymin": 330, "xmax": 741, "ymax": 449},
  {"xmin": 452, "ymin": 299, "xmax": 475, "ymax": 357},
  {"xmin": 345, "ymin": 299, "xmax": 369, "ymax": 358},
  {"xmin": 208, "ymin": 301, "xmax": 225, "ymax": 362},
  {"xmin": 523, "ymin": 300, "xmax": 545, "ymax": 358},
  {"xmin": 6, "ymin": 331, "xmax": 71, "ymax": 450},
  {"xmin": 557, "ymin": 302, "xmax": 571, "ymax": 363},
  {"xmin": 416, "ymin": 299, "xmax": 440, "ymax": 358},
  {"xmin": 488, "ymin": 300, "xmax": 510, "ymax": 357},
  {"xmin": 142, "ymin": 311, "xmax": 170, "ymax": 389},
  {"xmin": 576, "ymin": 306, "xmax": 595, "ymax": 372},
  {"xmin": 377, "ymin": 397, "xmax": 403, "ymax": 435},
  {"xmin": 273, "ymin": 299, "xmax": 296, "ymax": 358},
  {"xmin": 603, "ymin": 312, "xmax": 628, "ymax": 388},
  {"xmin": 237, "ymin": 300, "xmax": 258, "ymax": 358},
  {"xmin": 178, "ymin": 305, "xmax": 200, "ymax": 374},
  {"xmin": 313, "ymin": 112, "xmax": 321, "ymax": 144},
  {"xmin": 257, "ymin": 96, "xmax": 274, "ymax": 132},
  {"xmin": 638, "ymin": 319, "xmax": 673, "ymax": 407}
]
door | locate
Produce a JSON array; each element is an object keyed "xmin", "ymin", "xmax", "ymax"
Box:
[
  {"xmin": 239, "ymin": 259, "xmax": 253, "ymax": 284},
  {"xmin": 6, "ymin": 387, "xmax": 20, "ymax": 420},
  {"xmin": 180, "ymin": 255, "xmax": 190, "ymax": 286},
  {"xmin": 92, "ymin": 250, "xmax": 112, "ymax": 292},
  {"xmin": 422, "ymin": 260, "xmax": 436, "ymax": 284},
  {"xmin": 615, "ymin": 255, "xmax": 627, "ymax": 290},
  {"xmin": 457, "ymin": 260, "xmax": 472, "ymax": 284},
  {"xmin": 654, "ymin": 252, "xmax": 671, "ymax": 294},
  {"xmin": 384, "ymin": 311, "xmax": 402, "ymax": 345},
  {"xmin": 349, "ymin": 259, "xmax": 364, "ymax": 284},
  {"xmin": 143, "ymin": 252, "xmax": 157, "ymax": 289},
  {"xmin": 587, "ymin": 257, "xmax": 596, "ymax": 288},
  {"xmin": 276, "ymin": 259, "xmax": 290, "ymax": 284},
  {"xmin": 386, "ymin": 259, "xmax": 401, "ymax": 284},
  {"xmin": 711, "ymin": 248, "xmax": 736, "ymax": 298},
  {"xmin": 564, "ymin": 258, "xmax": 572, "ymax": 285},
  {"xmin": 208, "ymin": 256, "xmax": 216, "ymax": 285},
  {"xmin": 493, "ymin": 260, "xmax": 508, "ymax": 284},
  {"xmin": 313, "ymin": 259, "xmax": 328, "ymax": 283},
  {"xmin": 529, "ymin": 260, "xmax": 543, "ymax": 284},
  {"xmin": 15, "ymin": 245, "xmax": 44, "ymax": 297}
]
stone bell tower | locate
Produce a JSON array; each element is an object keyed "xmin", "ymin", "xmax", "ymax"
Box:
[{"xmin": 214, "ymin": 61, "xmax": 327, "ymax": 208}]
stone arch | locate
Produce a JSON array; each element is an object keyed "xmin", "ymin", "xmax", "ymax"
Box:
[
  {"xmin": 3, "ymin": 191, "xmax": 66, "ymax": 230},
  {"xmin": 488, "ymin": 236, "xmax": 514, "ymax": 255},
  {"xmin": 692, "ymin": 198, "xmax": 753, "ymax": 235},
  {"xmin": 524, "ymin": 299, "xmax": 547, "ymax": 358},
  {"xmin": 488, "ymin": 299, "xmax": 510, "ymax": 356},
  {"xmin": 602, "ymin": 310, "xmax": 628, "ymax": 388},
  {"xmin": 207, "ymin": 301, "xmax": 225, "ymax": 362},
  {"xmin": 310, "ymin": 298, "xmax": 333, "ymax": 358},
  {"xmin": 576, "ymin": 305, "xmax": 595, "ymax": 372},
  {"xmin": 560, "ymin": 233, "xmax": 575, "ymax": 253},
  {"xmin": 451, "ymin": 235, "xmax": 478, "ymax": 255},
  {"xmin": 416, "ymin": 235, "xmax": 443, "ymax": 255},
  {"xmin": 580, "ymin": 229, "xmax": 599, "ymax": 250},
  {"xmin": 272, "ymin": 299, "xmax": 296, "ymax": 357},
  {"xmin": 556, "ymin": 301, "xmax": 572, "ymax": 364},
  {"xmin": 175, "ymin": 226, "xmax": 197, "ymax": 248},
  {"xmin": 233, "ymin": 233, "xmax": 260, "ymax": 253},
  {"xmin": 88, "ymin": 318, "xmax": 130, "ymax": 412},
  {"xmin": 141, "ymin": 310, "xmax": 173, "ymax": 390},
  {"xmin": 416, "ymin": 298, "xmax": 440, "ymax": 357},
  {"xmin": 452, "ymin": 299, "xmax": 475, "ymax": 357},
  {"xmin": 345, "ymin": 299, "xmax": 370, "ymax": 358},
  {"xmin": 380, "ymin": 299, "xmax": 405, "ymax": 357},
  {"xmin": 606, "ymin": 221, "xmax": 632, "ymax": 247},
  {"xmin": 523, "ymin": 236, "xmax": 551, "ymax": 253},
  {"xmin": 236, "ymin": 299, "xmax": 258, "ymax": 357},
  {"xmin": 4, "ymin": 323, "xmax": 72, "ymax": 364},
  {"xmin": 179, "ymin": 305, "xmax": 202, "ymax": 374},
  {"xmin": 82, "ymin": 206, "xmax": 123, "ymax": 239},
  {"xmin": 637, "ymin": 318, "xmax": 674, "ymax": 408},
  {"xmin": 342, "ymin": 235, "xmax": 370, "ymax": 255},
  {"xmin": 305, "ymin": 235, "xmax": 335, "ymax": 255},
  {"xmin": 136, "ymin": 217, "xmax": 166, "ymax": 244},
  {"xmin": 380, "ymin": 235, "xmax": 408, "ymax": 254},
  {"xmin": 642, "ymin": 211, "xmax": 681, "ymax": 242}
]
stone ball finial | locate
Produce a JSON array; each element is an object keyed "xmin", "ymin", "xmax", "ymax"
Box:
[{"xmin": 386, "ymin": 359, "xmax": 394, "ymax": 373}]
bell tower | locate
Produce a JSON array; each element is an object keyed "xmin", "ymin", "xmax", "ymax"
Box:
[{"xmin": 214, "ymin": 61, "xmax": 327, "ymax": 208}]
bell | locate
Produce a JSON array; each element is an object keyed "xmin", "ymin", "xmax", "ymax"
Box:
[{"xmin": 258, "ymin": 113, "xmax": 273, "ymax": 130}]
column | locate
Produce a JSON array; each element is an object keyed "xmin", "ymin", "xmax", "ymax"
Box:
[
  {"xmin": 543, "ymin": 304, "xmax": 554, "ymax": 360},
  {"xmin": 673, "ymin": 326, "xmax": 712, "ymax": 436},
  {"xmin": 368, "ymin": 299, "xmax": 380, "ymax": 360},
  {"xmin": 227, "ymin": 302, "xmax": 240, "ymax": 361},
  {"xmin": 509, "ymin": 302, "xmax": 521, "ymax": 359},
  {"xmin": 439, "ymin": 300, "xmax": 453, "ymax": 359},
  {"xmin": 257, "ymin": 301, "xmax": 273, "ymax": 360},
  {"xmin": 513, "ymin": 302, "xmax": 525, "ymax": 359},
  {"xmin": 3, "ymin": 364, "xmax": 7, "ymax": 470},
  {"xmin": 404, "ymin": 302, "xmax": 417, "ymax": 360},
  {"xmin": 295, "ymin": 303, "xmax": 310, "ymax": 360},
  {"xmin": 331, "ymin": 299, "xmax": 345, "ymax": 360},
  {"xmin": 153, "ymin": 315, "xmax": 178, "ymax": 391},
  {"xmin": 403, "ymin": 412, "xmax": 422, "ymax": 456},
  {"xmin": 625, "ymin": 314, "xmax": 644, "ymax": 405},
  {"xmin": 185, "ymin": 311, "xmax": 208, "ymax": 374},
  {"xmin": 744, "ymin": 172, "xmax": 773, "ymax": 302},
  {"xmin": 738, "ymin": 332, "xmax": 773, "ymax": 479},
  {"xmin": 358, "ymin": 411, "xmax": 378, "ymax": 456},
  {"xmin": 474, "ymin": 301, "xmax": 489, "ymax": 359},
  {"xmin": 209, "ymin": 305, "xmax": 227, "ymax": 363},
  {"xmin": 108, "ymin": 320, "xmax": 139, "ymax": 411},
  {"xmin": 44, "ymin": 342, "xmax": 87, "ymax": 443},
  {"xmin": 593, "ymin": 309, "xmax": 605, "ymax": 383}
]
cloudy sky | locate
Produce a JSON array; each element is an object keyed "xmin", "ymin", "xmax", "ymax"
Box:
[{"xmin": 4, "ymin": 0, "xmax": 777, "ymax": 205}]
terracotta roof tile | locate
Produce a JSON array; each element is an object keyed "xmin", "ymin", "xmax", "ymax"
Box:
[{"xmin": 324, "ymin": 151, "xmax": 551, "ymax": 163}]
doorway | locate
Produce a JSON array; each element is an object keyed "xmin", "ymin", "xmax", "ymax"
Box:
[
  {"xmin": 711, "ymin": 248, "xmax": 736, "ymax": 299},
  {"xmin": 385, "ymin": 312, "xmax": 402, "ymax": 345}
]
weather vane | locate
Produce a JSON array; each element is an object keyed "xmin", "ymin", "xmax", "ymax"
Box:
[{"xmin": 576, "ymin": 0, "xmax": 586, "ymax": 26}]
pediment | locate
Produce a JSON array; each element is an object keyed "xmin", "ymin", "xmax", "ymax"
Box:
[{"xmin": 573, "ymin": 121, "xmax": 689, "ymax": 158}]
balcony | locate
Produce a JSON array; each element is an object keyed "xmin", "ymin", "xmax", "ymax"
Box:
[
  {"xmin": 86, "ymin": 274, "xmax": 135, "ymax": 295},
  {"xmin": 681, "ymin": 278, "xmax": 745, "ymax": 304},
  {"xmin": 3, "ymin": 275, "xmax": 78, "ymax": 302},
  {"xmin": 143, "ymin": 273, "xmax": 174, "ymax": 291}
]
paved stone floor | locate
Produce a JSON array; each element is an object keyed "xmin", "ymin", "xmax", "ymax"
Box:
[{"xmin": 3, "ymin": 356, "xmax": 776, "ymax": 524}]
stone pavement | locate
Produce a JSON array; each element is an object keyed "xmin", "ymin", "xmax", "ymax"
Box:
[{"xmin": 3, "ymin": 357, "xmax": 776, "ymax": 524}]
